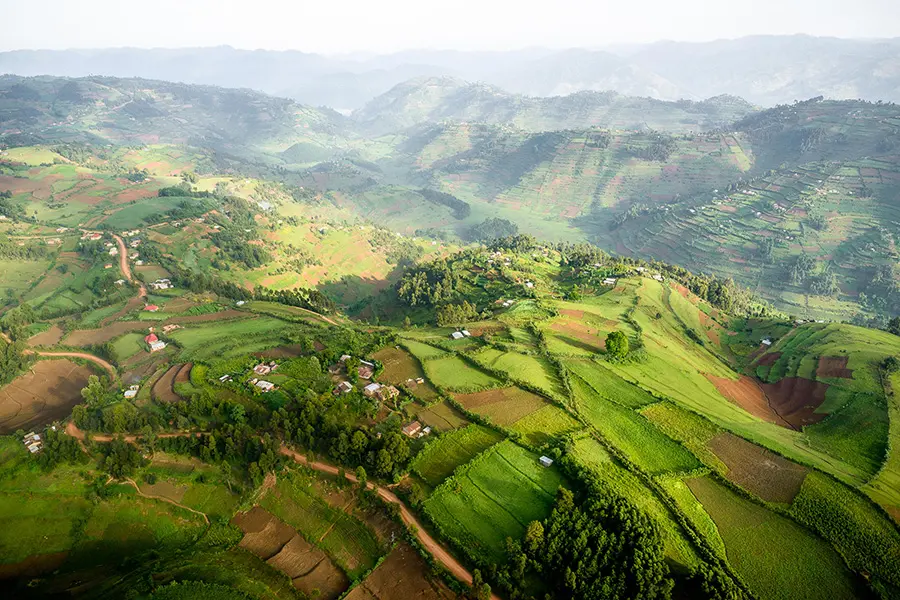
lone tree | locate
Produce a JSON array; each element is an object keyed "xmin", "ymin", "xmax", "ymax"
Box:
[{"xmin": 605, "ymin": 331, "xmax": 630, "ymax": 361}]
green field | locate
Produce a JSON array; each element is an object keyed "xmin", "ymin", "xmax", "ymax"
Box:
[
  {"xmin": 510, "ymin": 404, "xmax": 580, "ymax": 446},
  {"xmin": 410, "ymin": 424, "xmax": 505, "ymax": 487},
  {"xmin": 169, "ymin": 317, "xmax": 296, "ymax": 360},
  {"xmin": 686, "ymin": 476, "xmax": 860, "ymax": 600},
  {"xmin": 423, "ymin": 355, "xmax": 503, "ymax": 391},
  {"xmin": 472, "ymin": 347, "xmax": 567, "ymax": 399},
  {"xmin": 112, "ymin": 332, "xmax": 147, "ymax": 360},
  {"xmin": 424, "ymin": 441, "xmax": 565, "ymax": 563}
]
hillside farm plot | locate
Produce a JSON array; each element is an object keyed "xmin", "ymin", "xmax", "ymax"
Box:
[
  {"xmin": 422, "ymin": 356, "xmax": 502, "ymax": 392},
  {"xmin": 424, "ymin": 441, "xmax": 565, "ymax": 563},
  {"xmin": 571, "ymin": 437, "xmax": 700, "ymax": 566},
  {"xmin": 401, "ymin": 339, "xmax": 449, "ymax": 361},
  {"xmin": 372, "ymin": 346, "xmax": 438, "ymax": 400},
  {"xmin": 565, "ymin": 359, "xmax": 657, "ymax": 408},
  {"xmin": 658, "ymin": 476, "xmax": 727, "ymax": 560},
  {"xmin": 510, "ymin": 405, "xmax": 580, "ymax": 446},
  {"xmin": 640, "ymin": 401, "xmax": 725, "ymax": 471},
  {"xmin": 571, "ymin": 375, "xmax": 700, "ymax": 475},
  {"xmin": 472, "ymin": 347, "xmax": 566, "ymax": 399},
  {"xmin": 0, "ymin": 259, "xmax": 52, "ymax": 294},
  {"xmin": 686, "ymin": 476, "xmax": 860, "ymax": 600},
  {"xmin": 344, "ymin": 543, "xmax": 456, "ymax": 600},
  {"xmin": 0, "ymin": 360, "xmax": 93, "ymax": 434},
  {"xmin": 112, "ymin": 332, "xmax": 146, "ymax": 361},
  {"xmin": 407, "ymin": 400, "xmax": 469, "ymax": 431},
  {"xmin": 169, "ymin": 317, "xmax": 296, "ymax": 361},
  {"xmin": 708, "ymin": 433, "xmax": 809, "ymax": 503},
  {"xmin": 232, "ymin": 506, "xmax": 349, "ymax": 600},
  {"xmin": 258, "ymin": 470, "xmax": 384, "ymax": 580},
  {"xmin": 152, "ymin": 363, "xmax": 191, "ymax": 403},
  {"xmin": 454, "ymin": 386, "xmax": 549, "ymax": 426},
  {"xmin": 410, "ymin": 424, "xmax": 505, "ymax": 487}
]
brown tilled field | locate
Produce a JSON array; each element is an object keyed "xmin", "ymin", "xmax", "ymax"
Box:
[
  {"xmin": 63, "ymin": 321, "xmax": 147, "ymax": 346},
  {"xmin": 756, "ymin": 352, "xmax": 782, "ymax": 367},
  {"xmin": 28, "ymin": 324, "xmax": 64, "ymax": 347},
  {"xmin": 705, "ymin": 374, "xmax": 792, "ymax": 428},
  {"xmin": 760, "ymin": 377, "xmax": 829, "ymax": 428},
  {"xmin": 816, "ymin": 356, "xmax": 853, "ymax": 379},
  {"xmin": 0, "ymin": 360, "xmax": 93, "ymax": 434},
  {"xmin": 153, "ymin": 363, "xmax": 190, "ymax": 403},
  {"xmin": 454, "ymin": 386, "xmax": 547, "ymax": 426},
  {"xmin": 345, "ymin": 543, "xmax": 457, "ymax": 600},
  {"xmin": 548, "ymin": 320, "xmax": 606, "ymax": 352},
  {"xmin": 408, "ymin": 401, "xmax": 469, "ymax": 431},
  {"xmin": 708, "ymin": 433, "xmax": 809, "ymax": 503},
  {"xmin": 233, "ymin": 507, "xmax": 348, "ymax": 600}
]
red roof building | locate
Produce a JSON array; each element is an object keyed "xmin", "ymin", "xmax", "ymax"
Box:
[
  {"xmin": 144, "ymin": 333, "xmax": 159, "ymax": 344},
  {"xmin": 144, "ymin": 305, "xmax": 159, "ymax": 312}
]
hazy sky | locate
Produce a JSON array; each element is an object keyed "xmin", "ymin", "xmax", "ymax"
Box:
[{"xmin": 2, "ymin": 0, "xmax": 899, "ymax": 53}]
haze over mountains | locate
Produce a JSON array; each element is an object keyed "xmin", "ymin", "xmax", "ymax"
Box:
[{"xmin": 2, "ymin": 35, "xmax": 900, "ymax": 110}]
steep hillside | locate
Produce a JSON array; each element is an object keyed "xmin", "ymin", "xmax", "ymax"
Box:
[{"xmin": 353, "ymin": 77, "xmax": 756, "ymax": 134}]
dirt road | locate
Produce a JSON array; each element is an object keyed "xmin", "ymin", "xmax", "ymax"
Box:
[
  {"xmin": 112, "ymin": 234, "xmax": 133, "ymax": 282},
  {"xmin": 279, "ymin": 446, "xmax": 498, "ymax": 599},
  {"xmin": 65, "ymin": 422, "xmax": 201, "ymax": 442},
  {"xmin": 123, "ymin": 477, "xmax": 210, "ymax": 524},
  {"xmin": 29, "ymin": 350, "xmax": 116, "ymax": 379}
]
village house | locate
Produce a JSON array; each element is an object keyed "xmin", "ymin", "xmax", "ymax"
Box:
[
  {"xmin": 253, "ymin": 363, "xmax": 273, "ymax": 376},
  {"xmin": 219, "ymin": 375, "xmax": 232, "ymax": 383},
  {"xmin": 378, "ymin": 385, "xmax": 400, "ymax": 402},
  {"xmin": 150, "ymin": 279, "xmax": 172, "ymax": 291},
  {"xmin": 401, "ymin": 421, "xmax": 423, "ymax": 437},
  {"xmin": 255, "ymin": 380, "xmax": 276, "ymax": 393},
  {"xmin": 539, "ymin": 456, "xmax": 554, "ymax": 468},
  {"xmin": 363, "ymin": 382, "xmax": 382, "ymax": 397},
  {"xmin": 144, "ymin": 333, "xmax": 166, "ymax": 352},
  {"xmin": 144, "ymin": 304, "xmax": 160, "ymax": 313},
  {"xmin": 115, "ymin": 279, "xmax": 126, "ymax": 286},
  {"xmin": 129, "ymin": 239, "xmax": 142, "ymax": 248},
  {"xmin": 358, "ymin": 360, "xmax": 375, "ymax": 380},
  {"xmin": 333, "ymin": 381, "xmax": 353, "ymax": 395},
  {"xmin": 761, "ymin": 338, "xmax": 773, "ymax": 346},
  {"xmin": 451, "ymin": 331, "xmax": 464, "ymax": 340},
  {"xmin": 602, "ymin": 277, "xmax": 617, "ymax": 286},
  {"xmin": 123, "ymin": 385, "xmax": 140, "ymax": 399}
]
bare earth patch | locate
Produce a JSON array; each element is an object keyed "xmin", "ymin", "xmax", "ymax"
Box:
[
  {"xmin": 705, "ymin": 374, "xmax": 792, "ymax": 428},
  {"xmin": 0, "ymin": 360, "xmax": 93, "ymax": 434},
  {"xmin": 708, "ymin": 433, "xmax": 809, "ymax": 503},
  {"xmin": 759, "ymin": 378, "xmax": 829, "ymax": 429},
  {"xmin": 345, "ymin": 543, "xmax": 456, "ymax": 600},
  {"xmin": 816, "ymin": 356, "xmax": 853, "ymax": 379},
  {"xmin": 28, "ymin": 324, "xmax": 64, "ymax": 347}
]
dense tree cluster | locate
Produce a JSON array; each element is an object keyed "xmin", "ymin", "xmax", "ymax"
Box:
[
  {"xmin": 435, "ymin": 301, "xmax": 478, "ymax": 326},
  {"xmin": 99, "ymin": 438, "xmax": 147, "ymax": 478},
  {"xmin": 627, "ymin": 134, "xmax": 678, "ymax": 162},
  {"xmin": 0, "ymin": 235, "xmax": 49, "ymax": 260},
  {"xmin": 489, "ymin": 234, "xmax": 539, "ymax": 253},
  {"xmin": 469, "ymin": 218, "xmax": 519, "ymax": 242},
  {"xmin": 860, "ymin": 264, "xmax": 900, "ymax": 315},
  {"xmin": 367, "ymin": 228, "xmax": 424, "ymax": 266},
  {"xmin": 397, "ymin": 259, "xmax": 461, "ymax": 307},
  {"xmin": 605, "ymin": 331, "xmax": 630, "ymax": 360},
  {"xmin": 418, "ymin": 188, "xmax": 471, "ymax": 219},
  {"xmin": 0, "ymin": 338, "xmax": 31, "ymax": 387}
]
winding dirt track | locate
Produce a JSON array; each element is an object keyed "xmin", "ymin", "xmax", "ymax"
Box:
[
  {"xmin": 28, "ymin": 351, "xmax": 116, "ymax": 379},
  {"xmin": 112, "ymin": 234, "xmax": 133, "ymax": 282},
  {"xmin": 279, "ymin": 446, "xmax": 500, "ymax": 599},
  {"xmin": 123, "ymin": 477, "xmax": 210, "ymax": 524}
]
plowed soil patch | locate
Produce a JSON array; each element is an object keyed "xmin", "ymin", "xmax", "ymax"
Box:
[
  {"xmin": 0, "ymin": 360, "xmax": 92, "ymax": 434},
  {"xmin": 759, "ymin": 377, "xmax": 829, "ymax": 428},
  {"xmin": 294, "ymin": 559, "xmax": 348, "ymax": 600},
  {"xmin": 756, "ymin": 352, "xmax": 781, "ymax": 367},
  {"xmin": 705, "ymin": 374, "xmax": 791, "ymax": 428},
  {"xmin": 267, "ymin": 535, "xmax": 323, "ymax": 578},
  {"xmin": 345, "ymin": 543, "xmax": 456, "ymax": 600},
  {"xmin": 234, "ymin": 508, "xmax": 296, "ymax": 559},
  {"xmin": 28, "ymin": 324, "xmax": 64, "ymax": 347},
  {"xmin": 548, "ymin": 320, "xmax": 606, "ymax": 352},
  {"xmin": 64, "ymin": 321, "xmax": 147, "ymax": 346},
  {"xmin": 708, "ymin": 433, "xmax": 809, "ymax": 503},
  {"xmin": 559, "ymin": 309, "xmax": 585, "ymax": 319},
  {"xmin": 175, "ymin": 363, "xmax": 192, "ymax": 384},
  {"xmin": 153, "ymin": 364, "xmax": 184, "ymax": 403},
  {"xmin": 817, "ymin": 356, "xmax": 853, "ymax": 379}
]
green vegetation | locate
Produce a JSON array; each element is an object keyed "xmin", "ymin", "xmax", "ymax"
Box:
[
  {"xmin": 423, "ymin": 355, "xmax": 502, "ymax": 391},
  {"xmin": 410, "ymin": 424, "xmax": 504, "ymax": 487}
]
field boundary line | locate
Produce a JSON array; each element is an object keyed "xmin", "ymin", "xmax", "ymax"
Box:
[{"xmin": 123, "ymin": 477, "xmax": 210, "ymax": 524}]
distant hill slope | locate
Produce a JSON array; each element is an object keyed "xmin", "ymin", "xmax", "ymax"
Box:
[
  {"xmin": 601, "ymin": 98, "xmax": 900, "ymax": 321},
  {"xmin": 351, "ymin": 77, "xmax": 756, "ymax": 135},
  {"xmin": 3, "ymin": 36, "xmax": 900, "ymax": 109},
  {"xmin": 0, "ymin": 75, "xmax": 353, "ymax": 159}
]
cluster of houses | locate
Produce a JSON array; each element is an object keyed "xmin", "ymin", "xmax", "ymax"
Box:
[
  {"xmin": 150, "ymin": 278, "xmax": 173, "ymax": 291},
  {"xmin": 122, "ymin": 229, "xmax": 141, "ymax": 237},
  {"xmin": 22, "ymin": 432, "xmax": 43, "ymax": 454},
  {"xmin": 363, "ymin": 382, "xmax": 400, "ymax": 402},
  {"xmin": 123, "ymin": 384, "xmax": 140, "ymax": 399},
  {"xmin": 251, "ymin": 362, "xmax": 279, "ymax": 393},
  {"xmin": 82, "ymin": 232, "xmax": 103, "ymax": 242}
]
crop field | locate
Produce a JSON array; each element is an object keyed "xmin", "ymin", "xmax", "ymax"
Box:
[
  {"xmin": 410, "ymin": 424, "xmax": 505, "ymax": 487},
  {"xmin": 258, "ymin": 470, "xmax": 383, "ymax": 579},
  {"xmin": 472, "ymin": 347, "xmax": 566, "ymax": 399},
  {"xmin": 0, "ymin": 259, "xmax": 52, "ymax": 294},
  {"xmin": 169, "ymin": 317, "xmax": 297, "ymax": 361},
  {"xmin": 571, "ymin": 375, "xmax": 700, "ymax": 475},
  {"xmin": 565, "ymin": 359, "xmax": 657, "ymax": 408},
  {"xmin": 707, "ymin": 433, "xmax": 809, "ymax": 503},
  {"xmin": 371, "ymin": 345, "xmax": 438, "ymax": 400},
  {"xmin": 640, "ymin": 401, "xmax": 725, "ymax": 471},
  {"xmin": 686, "ymin": 476, "xmax": 860, "ymax": 600},
  {"xmin": 864, "ymin": 369, "xmax": 900, "ymax": 519},
  {"xmin": 401, "ymin": 339, "xmax": 449, "ymax": 361},
  {"xmin": 454, "ymin": 386, "xmax": 549, "ymax": 426},
  {"xmin": 658, "ymin": 476, "xmax": 727, "ymax": 560},
  {"xmin": 422, "ymin": 356, "xmax": 502, "ymax": 391},
  {"xmin": 424, "ymin": 441, "xmax": 565, "ymax": 563},
  {"xmin": 345, "ymin": 543, "xmax": 457, "ymax": 600},
  {"xmin": 511, "ymin": 404, "xmax": 580, "ymax": 446},
  {"xmin": 571, "ymin": 437, "xmax": 700, "ymax": 566},
  {"xmin": 0, "ymin": 360, "xmax": 93, "ymax": 434},
  {"xmin": 112, "ymin": 332, "xmax": 146, "ymax": 361},
  {"xmin": 407, "ymin": 400, "xmax": 469, "ymax": 431}
]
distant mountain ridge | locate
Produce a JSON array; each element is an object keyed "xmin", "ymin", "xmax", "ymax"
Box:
[
  {"xmin": 2, "ymin": 35, "xmax": 899, "ymax": 110},
  {"xmin": 351, "ymin": 76, "xmax": 756, "ymax": 134}
]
